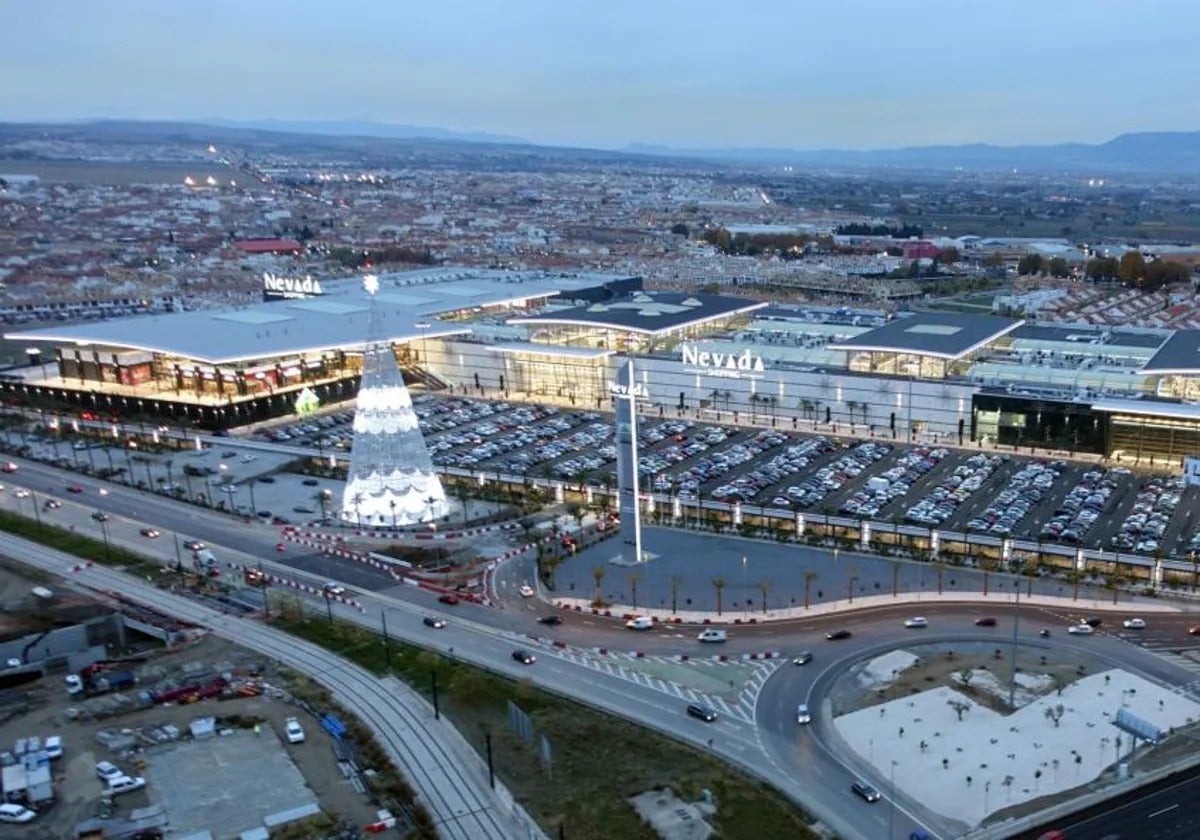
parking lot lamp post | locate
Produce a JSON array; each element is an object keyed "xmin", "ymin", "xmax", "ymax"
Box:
[
  {"xmin": 247, "ymin": 480, "xmax": 257, "ymax": 518},
  {"xmin": 123, "ymin": 441, "xmax": 135, "ymax": 485},
  {"xmin": 1008, "ymin": 576, "xmax": 1021, "ymax": 710},
  {"xmin": 258, "ymin": 558, "xmax": 269, "ymax": 619},
  {"xmin": 28, "ymin": 489, "xmax": 42, "ymax": 528},
  {"xmin": 741, "ymin": 556, "xmax": 748, "ymax": 618},
  {"xmin": 97, "ymin": 512, "xmax": 111, "ymax": 563},
  {"xmin": 889, "ymin": 760, "xmax": 898, "ymax": 839},
  {"xmin": 203, "ymin": 473, "xmax": 214, "ymax": 508},
  {"xmin": 172, "ymin": 532, "xmax": 183, "ymax": 571},
  {"xmin": 103, "ymin": 445, "xmax": 115, "ymax": 474}
]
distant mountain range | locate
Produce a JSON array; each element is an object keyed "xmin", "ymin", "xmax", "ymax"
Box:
[
  {"xmin": 2, "ymin": 118, "xmax": 1199, "ymax": 174},
  {"xmin": 624, "ymin": 132, "xmax": 1200, "ymax": 174}
]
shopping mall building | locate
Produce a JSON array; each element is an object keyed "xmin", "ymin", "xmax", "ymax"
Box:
[{"xmin": 4, "ymin": 267, "xmax": 1200, "ymax": 466}]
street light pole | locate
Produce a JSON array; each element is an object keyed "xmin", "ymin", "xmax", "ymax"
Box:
[
  {"xmin": 28, "ymin": 489, "xmax": 42, "ymax": 528},
  {"xmin": 1009, "ymin": 575, "xmax": 1021, "ymax": 710},
  {"xmin": 889, "ymin": 760, "xmax": 898, "ymax": 839},
  {"xmin": 258, "ymin": 558, "xmax": 269, "ymax": 619},
  {"xmin": 98, "ymin": 513, "xmax": 111, "ymax": 563}
]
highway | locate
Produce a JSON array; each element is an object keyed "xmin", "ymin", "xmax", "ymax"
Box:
[
  {"xmin": 1023, "ymin": 767, "xmax": 1200, "ymax": 838},
  {"xmin": 6, "ymin": 453, "xmax": 1200, "ymax": 840}
]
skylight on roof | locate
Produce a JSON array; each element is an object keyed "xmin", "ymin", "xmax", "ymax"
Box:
[
  {"xmin": 632, "ymin": 294, "xmax": 655, "ymax": 303},
  {"xmin": 212, "ymin": 311, "xmax": 293, "ymax": 325},
  {"xmin": 681, "ymin": 297, "xmax": 702, "ymax": 307},
  {"xmin": 287, "ymin": 300, "xmax": 368, "ymax": 316},
  {"xmin": 905, "ymin": 324, "xmax": 962, "ymax": 336}
]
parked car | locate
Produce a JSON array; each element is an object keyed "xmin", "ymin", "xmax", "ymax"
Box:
[
  {"xmin": 512, "ymin": 649, "xmax": 536, "ymax": 665},
  {"xmin": 285, "ymin": 717, "xmax": 305, "ymax": 744},
  {"xmin": 423, "ymin": 616, "xmax": 447, "ymax": 629},
  {"xmin": 796, "ymin": 704, "xmax": 812, "ymax": 725},
  {"xmin": 0, "ymin": 803, "xmax": 36, "ymax": 823},
  {"xmin": 95, "ymin": 760, "xmax": 123, "ymax": 782},
  {"xmin": 43, "ymin": 735, "xmax": 62, "ymax": 760},
  {"xmin": 0, "ymin": 462, "xmax": 17, "ymax": 473},
  {"xmin": 686, "ymin": 703, "xmax": 718, "ymax": 722},
  {"xmin": 66, "ymin": 484, "xmax": 83, "ymax": 494},
  {"xmin": 1083, "ymin": 616, "xmax": 1103, "ymax": 627},
  {"xmin": 106, "ymin": 775, "xmax": 147, "ymax": 795}
]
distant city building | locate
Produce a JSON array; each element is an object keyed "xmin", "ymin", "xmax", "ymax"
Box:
[{"xmin": 233, "ymin": 238, "xmax": 303, "ymax": 255}]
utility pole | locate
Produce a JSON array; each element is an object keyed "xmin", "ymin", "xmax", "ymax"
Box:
[
  {"xmin": 1009, "ymin": 575, "xmax": 1021, "ymax": 710},
  {"xmin": 381, "ymin": 611, "xmax": 391, "ymax": 668},
  {"xmin": 431, "ymin": 669, "xmax": 440, "ymax": 719},
  {"xmin": 258, "ymin": 558, "xmax": 269, "ymax": 619},
  {"xmin": 485, "ymin": 732, "xmax": 495, "ymax": 788}
]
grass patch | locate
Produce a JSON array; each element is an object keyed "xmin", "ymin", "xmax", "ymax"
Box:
[
  {"xmin": 272, "ymin": 602, "xmax": 818, "ymax": 840},
  {"xmin": 0, "ymin": 508, "xmax": 165, "ymax": 579}
]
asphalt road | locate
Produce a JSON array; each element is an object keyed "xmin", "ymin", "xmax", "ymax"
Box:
[
  {"xmin": 1040, "ymin": 769, "xmax": 1200, "ymax": 839},
  {"xmin": 7, "ymin": 454, "xmax": 1200, "ymax": 840}
]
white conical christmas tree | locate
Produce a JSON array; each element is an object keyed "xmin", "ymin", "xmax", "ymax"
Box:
[{"xmin": 341, "ymin": 275, "xmax": 447, "ymax": 527}]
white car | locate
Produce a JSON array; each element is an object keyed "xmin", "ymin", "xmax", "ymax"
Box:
[
  {"xmin": 13, "ymin": 488, "xmax": 29, "ymax": 498},
  {"xmin": 796, "ymin": 703, "xmax": 812, "ymax": 725},
  {"xmin": 904, "ymin": 617, "xmax": 928, "ymax": 629},
  {"xmin": 285, "ymin": 717, "xmax": 305, "ymax": 744},
  {"xmin": 518, "ymin": 584, "xmax": 535, "ymax": 598},
  {"xmin": 1067, "ymin": 623, "xmax": 1095, "ymax": 635},
  {"xmin": 95, "ymin": 760, "xmax": 123, "ymax": 782},
  {"xmin": 106, "ymin": 775, "xmax": 146, "ymax": 795},
  {"xmin": 1122, "ymin": 618, "xmax": 1146, "ymax": 630},
  {"xmin": 0, "ymin": 803, "xmax": 36, "ymax": 823},
  {"xmin": 625, "ymin": 616, "xmax": 654, "ymax": 631},
  {"xmin": 697, "ymin": 629, "xmax": 727, "ymax": 643},
  {"xmin": 43, "ymin": 735, "xmax": 63, "ymax": 760}
]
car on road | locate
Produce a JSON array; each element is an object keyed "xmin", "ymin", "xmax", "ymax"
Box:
[
  {"xmin": 183, "ymin": 540, "xmax": 204, "ymax": 551},
  {"xmin": 284, "ymin": 717, "xmax": 305, "ymax": 743},
  {"xmin": 826, "ymin": 629, "xmax": 852, "ymax": 641},
  {"xmin": 626, "ymin": 615, "xmax": 654, "ymax": 630},
  {"xmin": 1122, "ymin": 617, "xmax": 1146, "ymax": 630},
  {"xmin": 0, "ymin": 803, "xmax": 36, "ymax": 823},
  {"xmin": 66, "ymin": 484, "xmax": 83, "ymax": 493},
  {"xmin": 537, "ymin": 615, "xmax": 563, "ymax": 626},
  {"xmin": 95, "ymin": 761, "xmax": 123, "ymax": 782},
  {"xmin": 1, "ymin": 462, "xmax": 17, "ymax": 473},
  {"xmin": 139, "ymin": 528, "xmax": 160, "ymax": 538},
  {"xmin": 904, "ymin": 617, "xmax": 928, "ymax": 629},
  {"xmin": 518, "ymin": 584, "xmax": 535, "ymax": 598},
  {"xmin": 1083, "ymin": 616, "xmax": 1102, "ymax": 627},
  {"xmin": 792, "ymin": 651, "xmax": 814, "ymax": 665},
  {"xmin": 42, "ymin": 499, "xmax": 62, "ymax": 510},
  {"xmin": 697, "ymin": 629, "xmax": 727, "ymax": 643},
  {"xmin": 1190, "ymin": 625, "xmax": 1200, "ymax": 636},
  {"xmin": 323, "ymin": 583, "xmax": 346, "ymax": 597},
  {"xmin": 438, "ymin": 593, "xmax": 461, "ymax": 605},
  {"xmin": 91, "ymin": 511, "xmax": 110, "ymax": 522},
  {"xmin": 796, "ymin": 703, "xmax": 812, "ymax": 725},
  {"xmin": 851, "ymin": 780, "xmax": 882, "ymax": 802},
  {"xmin": 423, "ymin": 616, "xmax": 447, "ymax": 629},
  {"xmin": 686, "ymin": 703, "xmax": 718, "ymax": 722},
  {"xmin": 974, "ymin": 617, "xmax": 997, "ymax": 627},
  {"xmin": 13, "ymin": 488, "xmax": 29, "ymax": 498},
  {"xmin": 1068, "ymin": 623, "xmax": 1095, "ymax": 635},
  {"xmin": 512, "ymin": 649, "xmax": 536, "ymax": 665}
]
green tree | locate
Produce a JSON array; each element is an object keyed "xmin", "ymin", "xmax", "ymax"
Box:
[
  {"xmin": 983, "ymin": 252, "xmax": 1005, "ymax": 269},
  {"xmin": 939, "ymin": 246, "xmax": 961, "ymax": 265},
  {"xmin": 979, "ymin": 556, "xmax": 997, "ymax": 596},
  {"xmin": 1017, "ymin": 254, "xmax": 1044, "ymax": 276},
  {"xmin": 670, "ymin": 222, "xmax": 690, "ymax": 237},
  {"xmin": 1047, "ymin": 256, "xmax": 1070, "ymax": 278},
  {"xmin": 756, "ymin": 580, "xmax": 771, "ymax": 613},
  {"xmin": 591, "ymin": 565, "xmax": 606, "ymax": 606},
  {"xmin": 1117, "ymin": 250, "xmax": 1145, "ymax": 283}
]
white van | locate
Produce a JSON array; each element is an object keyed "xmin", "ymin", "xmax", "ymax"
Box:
[
  {"xmin": 796, "ymin": 704, "xmax": 812, "ymax": 725},
  {"xmin": 106, "ymin": 775, "xmax": 146, "ymax": 795},
  {"xmin": 697, "ymin": 629, "xmax": 727, "ymax": 643},
  {"xmin": 43, "ymin": 736, "xmax": 63, "ymax": 760},
  {"xmin": 625, "ymin": 616, "xmax": 654, "ymax": 631}
]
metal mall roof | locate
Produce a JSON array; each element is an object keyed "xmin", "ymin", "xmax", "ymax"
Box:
[
  {"xmin": 506, "ymin": 291, "xmax": 767, "ymax": 335},
  {"xmin": 829, "ymin": 312, "xmax": 1024, "ymax": 360},
  {"xmin": 4, "ymin": 269, "xmax": 630, "ymax": 365},
  {"xmin": 1139, "ymin": 330, "xmax": 1200, "ymax": 375}
]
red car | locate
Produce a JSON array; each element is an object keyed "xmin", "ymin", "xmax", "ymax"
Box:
[
  {"xmin": 66, "ymin": 484, "xmax": 83, "ymax": 494},
  {"xmin": 438, "ymin": 593, "xmax": 460, "ymax": 605},
  {"xmin": 1, "ymin": 462, "xmax": 17, "ymax": 473}
]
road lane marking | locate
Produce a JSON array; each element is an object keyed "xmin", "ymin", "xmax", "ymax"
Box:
[{"xmin": 1149, "ymin": 803, "xmax": 1179, "ymax": 818}]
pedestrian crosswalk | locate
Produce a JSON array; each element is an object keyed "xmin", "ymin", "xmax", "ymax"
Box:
[{"xmin": 537, "ymin": 644, "xmax": 777, "ymax": 723}]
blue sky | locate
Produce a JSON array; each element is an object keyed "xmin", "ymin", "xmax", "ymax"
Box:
[{"xmin": 2, "ymin": 0, "xmax": 1195, "ymax": 149}]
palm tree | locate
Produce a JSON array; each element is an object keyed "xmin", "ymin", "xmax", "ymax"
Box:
[
  {"xmin": 980, "ymin": 557, "xmax": 998, "ymax": 597},
  {"xmin": 711, "ymin": 577, "xmax": 726, "ymax": 616},
  {"xmin": 890, "ymin": 560, "xmax": 901, "ymax": 597},
  {"xmin": 591, "ymin": 565, "xmax": 606, "ymax": 606},
  {"xmin": 934, "ymin": 561, "xmax": 946, "ymax": 596},
  {"xmin": 757, "ymin": 580, "xmax": 771, "ymax": 613},
  {"xmin": 541, "ymin": 554, "xmax": 564, "ymax": 590},
  {"xmin": 669, "ymin": 574, "xmax": 683, "ymax": 615},
  {"xmin": 315, "ymin": 490, "xmax": 329, "ymax": 521},
  {"xmin": 804, "ymin": 570, "xmax": 818, "ymax": 609},
  {"xmin": 1020, "ymin": 557, "xmax": 1039, "ymax": 596},
  {"xmin": 629, "ymin": 571, "xmax": 642, "ymax": 611},
  {"xmin": 389, "ymin": 498, "xmax": 397, "ymax": 529},
  {"xmin": 1065, "ymin": 568, "xmax": 1084, "ymax": 601},
  {"xmin": 1104, "ymin": 568, "xmax": 1126, "ymax": 605}
]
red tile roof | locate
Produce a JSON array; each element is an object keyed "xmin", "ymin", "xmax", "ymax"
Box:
[{"xmin": 233, "ymin": 238, "xmax": 302, "ymax": 254}]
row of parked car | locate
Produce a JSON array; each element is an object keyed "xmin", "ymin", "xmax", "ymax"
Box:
[
  {"xmin": 839, "ymin": 446, "xmax": 948, "ymax": 519},
  {"xmin": 969, "ymin": 460, "xmax": 1064, "ymax": 537},
  {"xmin": 1111, "ymin": 477, "xmax": 1182, "ymax": 553},
  {"xmin": 904, "ymin": 453, "xmax": 1004, "ymax": 526},
  {"xmin": 1040, "ymin": 469, "xmax": 1115, "ymax": 544},
  {"xmin": 778, "ymin": 441, "xmax": 892, "ymax": 510}
]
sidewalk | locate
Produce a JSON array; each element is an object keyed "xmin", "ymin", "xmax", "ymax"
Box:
[{"xmin": 553, "ymin": 588, "xmax": 1187, "ymax": 626}]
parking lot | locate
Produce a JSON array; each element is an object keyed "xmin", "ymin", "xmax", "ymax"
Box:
[{"xmin": 250, "ymin": 394, "xmax": 1200, "ymax": 561}]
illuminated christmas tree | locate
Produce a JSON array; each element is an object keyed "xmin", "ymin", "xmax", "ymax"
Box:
[{"xmin": 341, "ymin": 275, "xmax": 447, "ymax": 528}]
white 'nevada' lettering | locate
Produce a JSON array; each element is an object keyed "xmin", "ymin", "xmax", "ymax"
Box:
[{"xmin": 679, "ymin": 343, "xmax": 766, "ymax": 377}]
